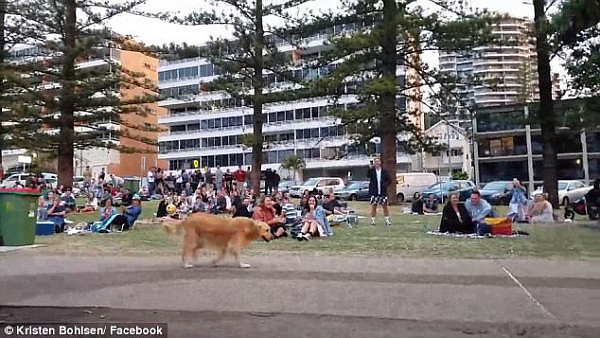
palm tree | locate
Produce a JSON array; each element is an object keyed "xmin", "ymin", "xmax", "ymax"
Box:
[{"xmin": 281, "ymin": 155, "xmax": 305, "ymax": 182}]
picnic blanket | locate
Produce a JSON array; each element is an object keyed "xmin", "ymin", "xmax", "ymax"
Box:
[{"xmin": 426, "ymin": 230, "xmax": 527, "ymax": 238}]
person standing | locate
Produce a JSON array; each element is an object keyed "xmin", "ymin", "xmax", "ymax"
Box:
[
  {"xmin": 367, "ymin": 157, "xmax": 391, "ymax": 226},
  {"xmin": 508, "ymin": 178, "xmax": 527, "ymax": 222},
  {"xmin": 203, "ymin": 167, "xmax": 213, "ymax": 192},
  {"xmin": 274, "ymin": 171, "xmax": 281, "ymax": 193},
  {"xmin": 233, "ymin": 166, "xmax": 246, "ymax": 194},
  {"xmin": 83, "ymin": 166, "xmax": 92, "ymax": 188},
  {"xmin": 147, "ymin": 167, "xmax": 155, "ymax": 196},
  {"xmin": 215, "ymin": 165, "xmax": 224, "ymax": 192},
  {"xmin": 245, "ymin": 166, "xmax": 251, "ymax": 190},
  {"xmin": 223, "ymin": 169, "xmax": 234, "ymax": 194},
  {"xmin": 98, "ymin": 168, "xmax": 106, "ymax": 181}
]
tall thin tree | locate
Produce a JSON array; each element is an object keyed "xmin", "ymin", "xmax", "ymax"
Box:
[{"xmin": 170, "ymin": 0, "xmax": 312, "ymax": 194}]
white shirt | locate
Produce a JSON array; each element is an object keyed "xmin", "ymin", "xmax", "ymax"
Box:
[
  {"xmin": 147, "ymin": 171, "xmax": 154, "ymax": 183},
  {"xmin": 375, "ymin": 168, "xmax": 382, "ymax": 195}
]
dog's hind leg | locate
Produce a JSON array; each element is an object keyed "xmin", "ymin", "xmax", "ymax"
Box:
[
  {"xmin": 211, "ymin": 248, "xmax": 227, "ymax": 267},
  {"xmin": 230, "ymin": 248, "xmax": 250, "ymax": 268},
  {"xmin": 181, "ymin": 236, "xmax": 197, "ymax": 269}
]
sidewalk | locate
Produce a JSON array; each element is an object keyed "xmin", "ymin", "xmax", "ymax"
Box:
[{"xmin": 1, "ymin": 252, "xmax": 599, "ymax": 337}]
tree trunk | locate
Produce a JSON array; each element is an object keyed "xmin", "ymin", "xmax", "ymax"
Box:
[
  {"xmin": 58, "ymin": 0, "xmax": 76, "ymax": 188},
  {"xmin": 533, "ymin": 0, "xmax": 559, "ymax": 207},
  {"xmin": 0, "ymin": 0, "xmax": 6, "ymax": 169},
  {"xmin": 250, "ymin": 0, "xmax": 264, "ymax": 196},
  {"xmin": 380, "ymin": 0, "xmax": 399, "ymax": 204}
]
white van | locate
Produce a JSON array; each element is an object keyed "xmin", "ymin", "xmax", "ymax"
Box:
[
  {"xmin": 2, "ymin": 173, "xmax": 29, "ymax": 188},
  {"xmin": 396, "ymin": 172, "xmax": 438, "ymax": 202},
  {"xmin": 289, "ymin": 177, "xmax": 345, "ymax": 197}
]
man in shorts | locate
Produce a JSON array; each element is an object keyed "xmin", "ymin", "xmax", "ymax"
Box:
[{"xmin": 367, "ymin": 157, "xmax": 391, "ymax": 226}]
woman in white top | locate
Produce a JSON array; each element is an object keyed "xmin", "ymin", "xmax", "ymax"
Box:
[{"xmin": 528, "ymin": 194, "xmax": 554, "ymax": 223}]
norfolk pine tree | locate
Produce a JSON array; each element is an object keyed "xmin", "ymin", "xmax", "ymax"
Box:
[
  {"xmin": 304, "ymin": 0, "xmax": 496, "ymax": 203},
  {"xmin": 8, "ymin": 0, "xmax": 159, "ymax": 187},
  {"xmin": 529, "ymin": 0, "xmax": 599, "ymax": 206},
  {"xmin": 170, "ymin": 0, "xmax": 313, "ymax": 194}
]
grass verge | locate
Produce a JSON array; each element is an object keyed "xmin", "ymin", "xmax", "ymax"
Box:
[{"xmin": 34, "ymin": 200, "xmax": 600, "ymax": 259}]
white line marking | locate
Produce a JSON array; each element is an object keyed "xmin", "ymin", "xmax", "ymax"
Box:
[{"xmin": 502, "ymin": 266, "xmax": 557, "ymax": 320}]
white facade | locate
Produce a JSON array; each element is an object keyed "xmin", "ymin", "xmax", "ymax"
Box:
[
  {"xmin": 439, "ymin": 17, "xmax": 539, "ymax": 108},
  {"xmin": 157, "ymin": 33, "xmax": 417, "ymax": 179},
  {"xmin": 420, "ymin": 120, "xmax": 472, "ymax": 178}
]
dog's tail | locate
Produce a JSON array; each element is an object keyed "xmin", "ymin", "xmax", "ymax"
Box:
[{"xmin": 162, "ymin": 218, "xmax": 183, "ymax": 235}]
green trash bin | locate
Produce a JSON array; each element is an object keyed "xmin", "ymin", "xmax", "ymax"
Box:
[
  {"xmin": 123, "ymin": 177, "xmax": 141, "ymax": 193},
  {"xmin": 0, "ymin": 188, "xmax": 41, "ymax": 246}
]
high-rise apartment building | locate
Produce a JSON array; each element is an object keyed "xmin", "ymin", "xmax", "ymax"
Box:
[
  {"xmin": 157, "ymin": 28, "xmax": 423, "ymax": 180},
  {"xmin": 4, "ymin": 41, "xmax": 167, "ymax": 178},
  {"xmin": 439, "ymin": 17, "xmax": 541, "ymax": 109}
]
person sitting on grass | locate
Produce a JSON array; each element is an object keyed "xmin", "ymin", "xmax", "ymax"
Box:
[
  {"xmin": 439, "ymin": 193, "xmax": 474, "ymax": 234},
  {"xmin": 77, "ymin": 193, "xmax": 98, "ymax": 213},
  {"xmin": 527, "ymin": 193, "xmax": 554, "ymax": 223},
  {"xmin": 464, "ymin": 191, "xmax": 493, "ymax": 235},
  {"xmin": 156, "ymin": 195, "xmax": 169, "ymax": 218},
  {"xmin": 47, "ymin": 195, "xmax": 67, "ymax": 233},
  {"xmin": 423, "ymin": 194, "xmax": 439, "ymax": 213},
  {"xmin": 99, "ymin": 198, "xmax": 118, "ymax": 227},
  {"xmin": 232, "ymin": 197, "xmax": 252, "ymax": 218},
  {"xmin": 120, "ymin": 187, "xmax": 133, "ymax": 207},
  {"xmin": 101, "ymin": 195, "xmax": 143, "ymax": 232},
  {"xmin": 176, "ymin": 193, "xmax": 189, "ymax": 219},
  {"xmin": 411, "ymin": 192, "xmax": 424, "ymax": 214},
  {"xmin": 60, "ymin": 187, "xmax": 76, "ymax": 212},
  {"xmin": 252, "ymin": 195, "xmax": 287, "ymax": 238},
  {"xmin": 37, "ymin": 195, "xmax": 48, "ymax": 221},
  {"xmin": 281, "ymin": 195, "xmax": 299, "ymax": 227},
  {"xmin": 296, "ymin": 195, "xmax": 332, "ymax": 241}
]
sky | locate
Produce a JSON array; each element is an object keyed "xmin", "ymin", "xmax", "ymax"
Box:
[{"xmin": 107, "ymin": 0, "xmax": 536, "ymax": 47}]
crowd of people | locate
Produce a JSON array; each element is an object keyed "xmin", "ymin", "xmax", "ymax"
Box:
[
  {"xmin": 144, "ymin": 165, "xmax": 282, "ymax": 198},
  {"xmin": 435, "ymin": 178, "xmax": 600, "ymax": 235},
  {"xmin": 7, "ymin": 158, "xmax": 600, "ymax": 237},
  {"xmin": 155, "ymin": 181, "xmax": 341, "ymax": 241}
]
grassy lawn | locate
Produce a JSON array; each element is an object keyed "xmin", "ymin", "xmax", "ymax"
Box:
[{"xmin": 35, "ymin": 199, "xmax": 600, "ymax": 259}]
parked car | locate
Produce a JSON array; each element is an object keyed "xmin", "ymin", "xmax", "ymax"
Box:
[
  {"xmin": 421, "ymin": 180, "xmax": 476, "ymax": 203},
  {"xmin": 42, "ymin": 177, "xmax": 58, "ymax": 190},
  {"xmin": 1, "ymin": 173, "xmax": 29, "ymax": 188},
  {"xmin": 530, "ymin": 180, "xmax": 593, "ymax": 206},
  {"xmin": 395, "ymin": 172, "xmax": 438, "ymax": 203},
  {"xmin": 334, "ymin": 181, "xmax": 370, "ymax": 201},
  {"xmin": 73, "ymin": 175, "xmax": 86, "ymax": 189},
  {"xmin": 480, "ymin": 181, "xmax": 513, "ymax": 205},
  {"xmin": 289, "ymin": 177, "xmax": 345, "ymax": 197},
  {"xmin": 278, "ymin": 180, "xmax": 299, "ymax": 194}
]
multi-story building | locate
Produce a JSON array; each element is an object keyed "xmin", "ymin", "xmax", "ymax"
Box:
[
  {"xmin": 419, "ymin": 120, "xmax": 472, "ymax": 177},
  {"xmin": 473, "ymin": 100, "xmax": 599, "ymax": 193},
  {"xmin": 439, "ymin": 17, "xmax": 541, "ymax": 109},
  {"xmin": 5, "ymin": 41, "xmax": 166, "ymax": 178},
  {"xmin": 157, "ymin": 30, "xmax": 422, "ymax": 180}
]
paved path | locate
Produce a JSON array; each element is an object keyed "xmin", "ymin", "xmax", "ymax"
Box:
[{"xmin": 1, "ymin": 251, "xmax": 599, "ymax": 337}]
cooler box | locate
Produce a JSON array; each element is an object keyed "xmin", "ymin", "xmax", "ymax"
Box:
[
  {"xmin": 36, "ymin": 221, "xmax": 55, "ymax": 236},
  {"xmin": 485, "ymin": 217, "xmax": 513, "ymax": 236}
]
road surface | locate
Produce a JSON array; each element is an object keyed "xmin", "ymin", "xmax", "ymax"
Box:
[{"xmin": 1, "ymin": 251, "xmax": 599, "ymax": 337}]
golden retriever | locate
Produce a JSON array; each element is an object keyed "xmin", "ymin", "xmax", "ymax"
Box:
[{"xmin": 164, "ymin": 213, "xmax": 272, "ymax": 269}]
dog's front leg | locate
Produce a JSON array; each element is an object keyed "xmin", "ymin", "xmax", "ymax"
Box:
[{"xmin": 230, "ymin": 250, "xmax": 250, "ymax": 268}]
